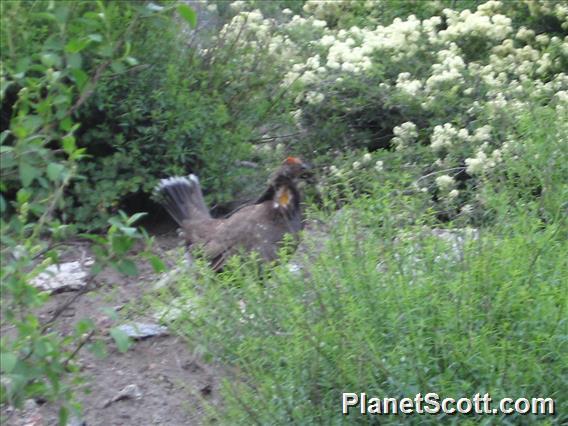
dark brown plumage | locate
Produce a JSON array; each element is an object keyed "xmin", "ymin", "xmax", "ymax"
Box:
[{"xmin": 155, "ymin": 157, "xmax": 309, "ymax": 271}]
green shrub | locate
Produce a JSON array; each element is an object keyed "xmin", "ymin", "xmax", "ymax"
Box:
[
  {"xmin": 63, "ymin": 1, "xmax": 303, "ymax": 228},
  {"xmin": 156, "ymin": 120, "xmax": 567, "ymax": 423},
  {"xmin": 1, "ymin": 2, "xmax": 169, "ymax": 421}
]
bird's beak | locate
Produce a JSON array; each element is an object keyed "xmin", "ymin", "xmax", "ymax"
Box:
[{"xmin": 300, "ymin": 162, "xmax": 314, "ymax": 180}]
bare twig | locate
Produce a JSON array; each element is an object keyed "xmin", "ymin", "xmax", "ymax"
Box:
[
  {"xmin": 249, "ymin": 132, "xmax": 304, "ymax": 144},
  {"xmin": 40, "ymin": 273, "xmax": 97, "ymax": 334},
  {"xmin": 63, "ymin": 329, "xmax": 96, "ymax": 368},
  {"xmin": 235, "ymin": 160, "xmax": 259, "ymax": 169},
  {"xmin": 414, "ymin": 167, "xmax": 466, "ymax": 186}
]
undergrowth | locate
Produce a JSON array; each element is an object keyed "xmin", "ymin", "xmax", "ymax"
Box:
[{"xmin": 149, "ymin": 108, "xmax": 567, "ymax": 424}]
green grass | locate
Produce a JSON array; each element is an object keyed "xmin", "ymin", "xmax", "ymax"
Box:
[
  {"xmin": 156, "ymin": 211, "xmax": 566, "ymax": 423},
  {"xmin": 150, "ymin": 106, "xmax": 567, "ymax": 426}
]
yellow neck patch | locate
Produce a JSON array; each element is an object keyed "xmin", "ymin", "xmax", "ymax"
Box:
[{"xmin": 277, "ymin": 187, "xmax": 291, "ymax": 207}]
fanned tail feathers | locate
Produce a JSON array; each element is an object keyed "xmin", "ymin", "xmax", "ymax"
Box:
[{"xmin": 154, "ymin": 174, "xmax": 210, "ymax": 225}]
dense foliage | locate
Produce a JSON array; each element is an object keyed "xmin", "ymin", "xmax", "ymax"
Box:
[{"xmin": 0, "ymin": 1, "xmax": 171, "ymax": 421}]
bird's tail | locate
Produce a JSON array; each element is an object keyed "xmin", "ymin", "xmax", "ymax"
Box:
[{"xmin": 154, "ymin": 174, "xmax": 210, "ymax": 226}]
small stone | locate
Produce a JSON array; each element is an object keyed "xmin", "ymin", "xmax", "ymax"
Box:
[
  {"xmin": 103, "ymin": 384, "xmax": 143, "ymax": 408},
  {"xmin": 116, "ymin": 322, "xmax": 169, "ymax": 340},
  {"xmin": 23, "ymin": 399, "xmax": 38, "ymax": 411},
  {"xmin": 31, "ymin": 258, "xmax": 94, "ymax": 293}
]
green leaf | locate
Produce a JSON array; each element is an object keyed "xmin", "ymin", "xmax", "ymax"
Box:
[
  {"xmin": 66, "ymin": 52, "xmax": 83, "ymax": 69},
  {"xmin": 41, "ymin": 53, "xmax": 61, "ymax": 68},
  {"xmin": 58, "ymin": 405, "xmax": 69, "ymax": 426},
  {"xmin": 88, "ymin": 33, "xmax": 103, "ymax": 43},
  {"xmin": 19, "ymin": 162, "xmax": 39, "ymax": 186},
  {"xmin": 110, "ymin": 61, "xmax": 126, "ymax": 74},
  {"xmin": 60, "ymin": 117, "xmax": 73, "ymax": 132},
  {"xmin": 126, "ymin": 212, "xmax": 147, "ymax": 225},
  {"xmin": 125, "ymin": 56, "xmax": 139, "ymax": 66},
  {"xmin": 47, "ymin": 163, "xmax": 65, "ymax": 181},
  {"xmin": 110, "ymin": 327, "xmax": 131, "ymax": 353},
  {"xmin": 75, "ymin": 318, "xmax": 95, "ymax": 335},
  {"xmin": 147, "ymin": 255, "xmax": 166, "ymax": 273},
  {"xmin": 71, "ymin": 69, "xmax": 89, "ymax": 90},
  {"xmin": 62, "ymin": 135, "xmax": 76, "ymax": 154},
  {"xmin": 177, "ymin": 4, "xmax": 197, "ymax": 28},
  {"xmin": 111, "ymin": 235, "xmax": 134, "ymax": 255},
  {"xmin": 147, "ymin": 3, "xmax": 164, "ymax": 12},
  {"xmin": 16, "ymin": 189, "xmax": 31, "ymax": 204},
  {"xmin": 65, "ymin": 38, "xmax": 91, "ymax": 53},
  {"xmin": 22, "ymin": 115, "xmax": 44, "ymax": 134},
  {"xmin": 115, "ymin": 259, "xmax": 138, "ymax": 276},
  {"xmin": 0, "ymin": 130, "xmax": 10, "ymax": 144},
  {"xmin": 87, "ymin": 340, "xmax": 107, "ymax": 358},
  {"xmin": 0, "ymin": 353, "xmax": 18, "ymax": 373}
]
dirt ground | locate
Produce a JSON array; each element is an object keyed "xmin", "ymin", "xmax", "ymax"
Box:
[{"xmin": 2, "ymin": 226, "xmax": 223, "ymax": 426}]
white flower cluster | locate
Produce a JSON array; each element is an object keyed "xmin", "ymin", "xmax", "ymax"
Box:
[
  {"xmin": 430, "ymin": 124, "xmax": 468, "ymax": 153},
  {"xmin": 396, "ymin": 72, "xmax": 423, "ymax": 97},
  {"xmin": 392, "ymin": 122, "xmax": 418, "ymax": 151},
  {"xmin": 305, "ymin": 91, "xmax": 325, "ymax": 105},
  {"xmin": 435, "ymin": 175, "xmax": 455, "ymax": 191},
  {"xmin": 439, "ymin": 6, "xmax": 512, "ymax": 43},
  {"xmin": 465, "ymin": 146, "xmax": 502, "ymax": 175},
  {"xmin": 426, "ymin": 45, "xmax": 466, "ymax": 91}
]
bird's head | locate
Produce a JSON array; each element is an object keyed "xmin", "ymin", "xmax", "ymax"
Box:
[{"xmin": 278, "ymin": 156, "xmax": 312, "ymax": 180}]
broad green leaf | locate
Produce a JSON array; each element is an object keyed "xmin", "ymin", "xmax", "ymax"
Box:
[
  {"xmin": 71, "ymin": 69, "xmax": 89, "ymax": 90},
  {"xmin": 75, "ymin": 318, "xmax": 95, "ymax": 335},
  {"xmin": 110, "ymin": 61, "xmax": 126, "ymax": 74},
  {"xmin": 87, "ymin": 340, "xmax": 107, "ymax": 358},
  {"xmin": 111, "ymin": 235, "xmax": 134, "ymax": 255},
  {"xmin": 147, "ymin": 3, "xmax": 164, "ymax": 12},
  {"xmin": 0, "ymin": 130, "xmax": 10, "ymax": 144},
  {"xmin": 33, "ymin": 339, "xmax": 49, "ymax": 357},
  {"xmin": 16, "ymin": 189, "xmax": 31, "ymax": 204},
  {"xmin": 65, "ymin": 38, "xmax": 90, "ymax": 53},
  {"xmin": 62, "ymin": 135, "xmax": 76, "ymax": 154},
  {"xmin": 54, "ymin": 6, "xmax": 70, "ymax": 24},
  {"xmin": 41, "ymin": 53, "xmax": 61, "ymax": 68},
  {"xmin": 177, "ymin": 4, "xmax": 197, "ymax": 28},
  {"xmin": 22, "ymin": 115, "xmax": 44, "ymax": 134},
  {"xmin": 110, "ymin": 327, "xmax": 131, "ymax": 353},
  {"xmin": 98, "ymin": 45, "xmax": 113, "ymax": 58},
  {"xmin": 66, "ymin": 52, "xmax": 83, "ymax": 69},
  {"xmin": 0, "ymin": 353, "xmax": 18, "ymax": 373},
  {"xmin": 58, "ymin": 406, "xmax": 69, "ymax": 426},
  {"xmin": 60, "ymin": 117, "xmax": 73, "ymax": 132},
  {"xmin": 19, "ymin": 162, "xmax": 38, "ymax": 186},
  {"xmin": 126, "ymin": 212, "xmax": 147, "ymax": 225},
  {"xmin": 147, "ymin": 255, "xmax": 166, "ymax": 273},
  {"xmin": 88, "ymin": 33, "xmax": 103, "ymax": 42},
  {"xmin": 79, "ymin": 233, "xmax": 107, "ymax": 245},
  {"xmin": 47, "ymin": 163, "xmax": 65, "ymax": 181},
  {"xmin": 15, "ymin": 57, "xmax": 31, "ymax": 73},
  {"xmin": 116, "ymin": 259, "xmax": 138, "ymax": 276},
  {"xmin": 125, "ymin": 56, "xmax": 139, "ymax": 66}
]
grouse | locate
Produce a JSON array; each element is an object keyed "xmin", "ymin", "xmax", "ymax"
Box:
[{"xmin": 155, "ymin": 157, "xmax": 309, "ymax": 271}]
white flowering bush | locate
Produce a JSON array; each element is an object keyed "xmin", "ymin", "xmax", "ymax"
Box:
[{"xmin": 202, "ymin": 0, "xmax": 567, "ymax": 220}]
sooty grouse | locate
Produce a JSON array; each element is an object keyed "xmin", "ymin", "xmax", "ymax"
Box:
[{"xmin": 155, "ymin": 157, "xmax": 310, "ymax": 271}]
